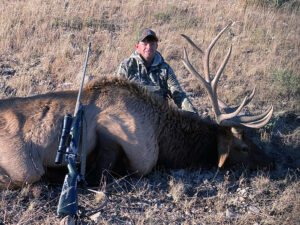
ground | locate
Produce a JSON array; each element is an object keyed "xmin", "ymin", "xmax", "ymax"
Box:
[{"xmin": 0, "ymin": 0, "xmax": 299, "ymax": 223}]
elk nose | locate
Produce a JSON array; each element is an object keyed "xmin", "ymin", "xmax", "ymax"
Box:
[
  {"xmin": 240, "ymin": 143, "xmax": 248, "ymax": 152},
  {"xmin": 269, "ymin": 160, "xmax": 275, "ymax": 170},
  {"xmin": 263, "ymin": 159, "xmax": 275, "ymax": 171}
]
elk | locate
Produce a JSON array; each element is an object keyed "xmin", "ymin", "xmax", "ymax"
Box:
[{"xmin": 0, "ymin": 24, "xmax": 273, "ymax": 189}]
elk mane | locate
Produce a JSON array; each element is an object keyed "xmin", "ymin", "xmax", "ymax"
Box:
[{"xmin": 86, "ymin": 77, "xmax": 214, "ymax": 131}]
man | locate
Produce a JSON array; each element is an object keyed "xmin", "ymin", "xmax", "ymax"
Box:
[{"xmin": 115, "ymin": 28, "xmax": 197, "ymax": 114}]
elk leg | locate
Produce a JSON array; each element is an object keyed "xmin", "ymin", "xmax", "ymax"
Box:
[
  {"xmin": 0, "ymin": 166, "xmax": 14, "ymax": 189},
  {"xmin": 0, "ymin": 123, "xmax": 47, "ymax": 189},
  {"xmin": 85, "ymin": 132, "xmax": 128, "ymax": 186}
]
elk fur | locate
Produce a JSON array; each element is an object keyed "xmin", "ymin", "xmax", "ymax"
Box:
[{"xmin": 0, "ymin": 77, "xmax": 271, "ymax": 189}]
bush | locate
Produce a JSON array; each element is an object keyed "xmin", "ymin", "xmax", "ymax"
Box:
[
  {"xmin": 272, "ymin": 69, "xmax": 299, "ymax": 98},
  {"xmin": 242, "ymin": 0, "xmax": 299, "ymax": 9}
]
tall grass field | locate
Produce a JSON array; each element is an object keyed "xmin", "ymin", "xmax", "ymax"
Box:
[{"xmin": 0, "ymin": 0, "xmax": 299, "ymax": 224}]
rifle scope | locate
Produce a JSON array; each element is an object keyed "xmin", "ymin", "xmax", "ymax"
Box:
[{"xmin": 55, "ymin": 114, "xmax": 73, "ymax": 164}]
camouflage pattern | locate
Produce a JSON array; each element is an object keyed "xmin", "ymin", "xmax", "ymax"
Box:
[
  {"xmin": 115, "ymin": 51, "xmax": 197, "ymax": 113},
  {"xmin": 137, "ymin": 28, "xmax": 158, "ymax": 43}
]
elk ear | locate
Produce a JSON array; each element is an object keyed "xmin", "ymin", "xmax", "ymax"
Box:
[
  {"xmin": 217, "ymin": 132, "xmax": 231, "ymax": 168},
  {"xmin": 218, "ymin": 145, "xmax": 230, "ymax": 168},
  {"xmin": 231, "ymin": 127, "xmax": 243, "ymax": 139}
]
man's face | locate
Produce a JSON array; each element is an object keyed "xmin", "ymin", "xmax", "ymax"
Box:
[{"xmin": 135, "ymin": 37, "xmax": 158, "ymax": 64}]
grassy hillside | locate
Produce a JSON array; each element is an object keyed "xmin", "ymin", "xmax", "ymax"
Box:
[
  {"xmin": 0, "ymin": 0, "xmax": 299, "ymax": 224},
  {"xmin": 0, "ymin": 0, "xmax": 299, "ymax": 111}
]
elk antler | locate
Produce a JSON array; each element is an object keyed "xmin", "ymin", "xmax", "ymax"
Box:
[{"xmin": 181, "ymin": 23, "xmax": 273, "ymax": 128}]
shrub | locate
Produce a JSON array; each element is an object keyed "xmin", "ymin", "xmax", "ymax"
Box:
[
  {"xmin": 242, "ymin": 0, "xmax": 299, "ymax": 9},
  {"xmin": 272, "ymin": 69, "xmax": 299, "ymax": 98}
]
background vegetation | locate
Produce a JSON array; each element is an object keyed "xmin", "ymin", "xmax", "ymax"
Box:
[
  {"xmin": 0, "ymin": 0, "xmax": 299, "ymax": 224},
  {"xmin": 0, "ymin": 0, "xmax": 299, "ymax": 112}
]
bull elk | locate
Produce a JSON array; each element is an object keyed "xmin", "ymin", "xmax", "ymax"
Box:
[{"xmin": 0, "ymin": 24, "xmax": 273, "ymax": 189}]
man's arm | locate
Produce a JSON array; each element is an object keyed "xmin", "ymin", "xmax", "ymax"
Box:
[
  {"xmin": 115, "ymin": 60, "xmax": 128, "ymax": 78},
  {"xmin": 167, "ymin": 66, "xmax": 198, "ymax": 114}
]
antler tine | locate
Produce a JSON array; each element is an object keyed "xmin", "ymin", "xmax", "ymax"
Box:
[
  {"xmin": 245, "ymin": 87, "xmax": 256, "ymax": 106},
  {"xmin": 241, "ymin": 106, "xmax": 273, "ymax": 128},
  {"xmin": 181, "ymin": 22, "xmax": 273, "ymax": 128},
  {"xmin": 218, "ymin": 93, "xmax": 250, "ymax": 122},
  {"xmin": 220, "ymin": 106, "xmax": 273, "ymax": 128},
  {"xmin": 212, "ymin": 44, "xmax": 232, "ymax": 95},
  {"xmin": 220, "ymin": 87, "xmax": 256, "ymax": 114},
  {"xmin": 182, "ymin": 46, "xmax": 221, "ymax": 116},
  {"xmin": 181, "ymin": 23, "xmax": 233, "ymax": 122},
  {"xmin": 216, "ymin": 86, "xmax": 260, "ymax": 124},
  {"xmin": 181, "ymin": 34, "xmax": 204, "ymax": 55},
  {"xmin": 182, "ymin": 47, "xmax": 208, "ymax": 87},
  {"xmin": 204, "ymin": 22, "xmax": 233, "ymax": 83},
  {"xmin": 237, "ymin": 105, "xmax": 273, "ymax": 123}
]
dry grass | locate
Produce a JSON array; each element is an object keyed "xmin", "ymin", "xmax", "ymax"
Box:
[
  {"xmin": 0, "ymin": 0, "xmax": 299, "ymax": 111},
  {"xmin": 0, "ymin": 0, "xmax": 299, "ymax": 224},
  {"xmin": 1, "ymin": 169, "xmax": 299, "ymax": 224}
]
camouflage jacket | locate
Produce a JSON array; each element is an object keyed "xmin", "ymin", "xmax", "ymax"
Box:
[{"xmin": 115, "ymin": 51, "xmax": 197, "ymax": 113}]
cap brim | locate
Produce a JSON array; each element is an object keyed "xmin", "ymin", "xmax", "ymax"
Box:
[{"xmin": 140, "ymin": 35, "xmax": 158, "ymax": 42}]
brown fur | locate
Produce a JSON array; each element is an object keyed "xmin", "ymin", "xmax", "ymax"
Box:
[{"xmin": 0, "ymin": 77, "xmax": 271, "ymax": 189}]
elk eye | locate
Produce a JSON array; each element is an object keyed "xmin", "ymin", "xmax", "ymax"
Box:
[{"xmin": 240, "ymin": 147, "xmax": 248, "ymax": 152}]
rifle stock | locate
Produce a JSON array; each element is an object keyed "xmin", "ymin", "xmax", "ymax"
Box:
[
  {"xmin": 55, "ymin": 43, "xmax": 91, "ymax": 218},
  {"xmin": 56, "ymin": 154, "xmax": 79, "ymax": 217}
]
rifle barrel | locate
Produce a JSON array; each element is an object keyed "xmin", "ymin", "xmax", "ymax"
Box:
[{"xmin": 74, "ymin": 42, "xmax": 91, "ymax": 116}]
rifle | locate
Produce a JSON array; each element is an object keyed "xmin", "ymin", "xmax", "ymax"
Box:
[{"xmin": 54, "ymin": 42, "xmax": 91, "ymax": 218}]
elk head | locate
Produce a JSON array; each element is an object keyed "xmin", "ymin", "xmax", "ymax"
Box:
[{"xmin": 181, "ymin": 22, "xmax": 273, "ymax": 169}]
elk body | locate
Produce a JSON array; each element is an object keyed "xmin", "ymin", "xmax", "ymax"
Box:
[{"xmin": 0, "ymin": 24, "xmax": 273, "ymax": 189}]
